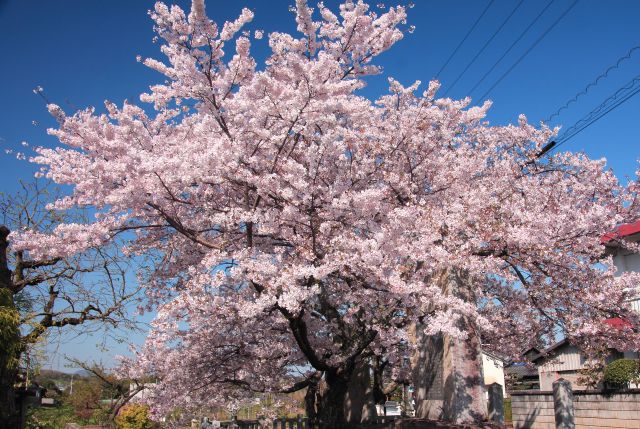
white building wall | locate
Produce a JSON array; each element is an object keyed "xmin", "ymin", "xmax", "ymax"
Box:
[
  {"xmin": 613, "ymin": 251, "xmax": 640, "ymax": 311},
  {"xmin": 536, "ymin": 344, "xmax": 590, "ymax": 391},
  {"xmin": 482, "ymin": 353, "xmax": 506, "ymax": 397},
  {"xmin": 537, "ymin": 344, "xmax": 585, "ymax": 373},
  {"xmin": 613, "ymin": 252, "xmax": 640, "ymax": 275}
]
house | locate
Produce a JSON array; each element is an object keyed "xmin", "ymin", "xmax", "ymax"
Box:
[
  {"xmin": 129, "ymin": 382, "xmax": 157, "ymax": 403},
  {"xmin": 527, "ymin": 220, "xmax": 640, "ymax": 391},
  {"xmin": 604, "ymin": 219, "xmax": 640, "ymax": 311},
  {"xmin": 526, "ymin": 335, "xmax": 640, "ymax": 391},
  {"xmin": 504, "ymin": 362, "xmax": 540, "ymax": 391},
  {"xmin": 383, "ymin": 400, "xmax": 402, "ymax": 416},
  {"xmin": 482, "ymin": 352, "xmax": 506, "ymax": 395},
  {"xmin": 527, "ymin": 339, "xmax": 615, "ymax": 391}
]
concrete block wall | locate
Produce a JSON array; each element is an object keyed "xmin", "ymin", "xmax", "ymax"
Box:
[
  {"xmin": 511, "ymin": 389, "xmax": 640, "ymax": 429},
  {"xmin": 511, "ymin": 391, "xmax": 555, "ymax": 429}
]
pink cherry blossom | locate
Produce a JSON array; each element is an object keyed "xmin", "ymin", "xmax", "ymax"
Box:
[{"xmin": 12, "ymin": 0, "xmax": 640, "ymax": 426}]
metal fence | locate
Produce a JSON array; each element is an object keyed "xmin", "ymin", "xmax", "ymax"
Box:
[
  {"xmin": 219, "ymin": 419, "xmax": 261, "ymax": 429},
  {"xmin": 271, "ymin": 415, "xmax": 307, "ymax": 428}
]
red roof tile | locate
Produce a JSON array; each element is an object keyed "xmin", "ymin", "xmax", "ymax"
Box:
[
  {"xmin": 602, "ymin": 220, "xmax": 640, "ymax": 244},
  {"xmin": 603, "ymin": 317, "xmax": 633, "ymax": 330}
]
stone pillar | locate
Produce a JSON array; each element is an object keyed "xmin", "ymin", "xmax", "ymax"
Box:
[
  {"xmin": 344, "ymin": 359, "xmax": 376, "ymax": 423},
  {"xmin": 487, "ymin": 382, "xmax": 504, "ymax": 423},
  {"xmin": 402, "ymin": 383, "xmax": 412, "ymax": 416},
  {"xmin": 410, "ymin": 325, "xmax": 444, "ymax": 420},
  {"xmin": 411, "ymin": 269, "xmax": 487, "ymax": 424},
  {"xmin": 440, "ymin": 269, "xmax": 487, "ymax": 424},
  {"xmin": 552, "ymin": 378, "xmax": 575, "ymax": 429}
]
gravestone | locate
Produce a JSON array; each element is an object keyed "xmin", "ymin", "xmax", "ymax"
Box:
[{"xmin": 487, "ymin": 383, "xmax": 504, "ymax": 423}]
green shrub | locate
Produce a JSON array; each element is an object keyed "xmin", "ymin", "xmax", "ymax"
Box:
[
  {"xmin": 115, "ymin": 404, "xmax": 157, "ymax": 429},
  {"xmin": 603, "ymin": 358, "xmax": 640, "ymax": 387},
  {"xmin": 27, "ymin": 404, "xmax": 82, "ymax": 429},
  {"xmin": 503, "ymin": 398, "xmax": 512, "ymax": 422}
]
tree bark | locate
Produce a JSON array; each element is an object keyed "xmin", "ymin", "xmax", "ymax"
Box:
[
  {"xmin": 0, "ymin": 226, "xmax": 20, "ymax": 429},
  {"xmin": 313, "ymin": 371, "xmax": 349, "ymax": 429},
  {"xmin": 305, "ymin": 354, "xmax": 379, "ymax": 429},
  {"xmin": 0, "ymin": 334, "xmax": 19, "ymax": 429}
]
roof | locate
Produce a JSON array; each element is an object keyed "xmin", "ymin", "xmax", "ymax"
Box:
[
  {"xmin": 602, "ymin": 220, "xmax": 640, "ymax": 245},
  {"xmin": 527, "ymin": 338, "xmax": 570, "ymax": 363},
  {"xmin": 526, "ymin": 318, "xmax": 633, "ymax": 364},
  {"xmin": 504, "ymin": 363, "xmax": 538, "ymax": 378},
  {"xmin": 482, "ymin": 350, "xmax": 506, "ymax": 363},
  {"xmin": 603, "ymin": 317, "xmax": 634, "ymax": 330}
]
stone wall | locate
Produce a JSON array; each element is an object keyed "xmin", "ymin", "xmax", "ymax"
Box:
[
  {"xmin": 511, "ymin": 389, "xmax": 640, "ymax": 429},
  {"xmin": 357, "ymin": 419, "xmax": 504, "ymax": 429}
]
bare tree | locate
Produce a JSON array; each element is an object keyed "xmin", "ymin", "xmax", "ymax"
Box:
[
  {"xmin": 66, "ymin": 357, "xmax": 146, "ymax": 427},
  {"xmin": 0, "ymin": 180, "xmax": 143, "ymax": 428}
]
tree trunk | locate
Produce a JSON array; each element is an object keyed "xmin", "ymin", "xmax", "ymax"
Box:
[
  {"xmin": 0, "ymin": 226, "xmax": 20, "ymax": 429},
  {"xmin": 0, "ymin": 363, "xmax": 18, "ymax": 429},
  {"xmin": 305, "ymin": 381, "xmax": 320, "ymax": 424},
  {"xmin": 317, "ymin": 374, "xmax": 348, "ymax": 429},
  {"xmin": 307, "ymin": 371, "xmax": 350, "ymax": 429},
  {"xmin": 0, "ymin": 295, "xmax": 21, "ymax": 429}
]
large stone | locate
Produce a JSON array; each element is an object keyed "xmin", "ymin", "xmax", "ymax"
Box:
[
  {"xmin": 412, "ymin": 269, "xmax": 487, "ymax": 424},
  {"xmin": 410, "ymin": 327, "xmax": 444, "ymax": 420},
  {"xmin": 487, "ymin": 383, "xmax": 504, "ymax": 423},
  {"xmin": 345, "ymin": 359, "xmax": 377, "ymax": 423},
  {"xmin": 552, "ymin": 378, "xmax": 575, "ymax": 429}
]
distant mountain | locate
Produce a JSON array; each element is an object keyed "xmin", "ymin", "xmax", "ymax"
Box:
[
  {"xmin": 34, "ymin": 368, "xmax": 90, "ymax": 386},
  {"xmin": 36, "ymin": 369, "xmax": 73, "ymax": 381}
]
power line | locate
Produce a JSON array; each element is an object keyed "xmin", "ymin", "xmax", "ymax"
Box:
[
  {"xmin": 559, "ymin": 74, "xmax": 640, "ymax": 141},
  {"xmin": 550, "ymin": 75, "xmax": 640, "ymax": 152},
  {"xmin": 554, "ymin": 86, "xmax": 640, "ymax": 149},
  {"xmin": 435, "ymin": 0, "xmax": 495, "ymax": 80},
  {"xmin": 443, "ymin": 0, "xmax": 525, "ymax": 97},
  {"xmin": 478, "ymin": 0, "xmax": 579, "ymax": 103},
  {"xmin": 542, "ymin": 44, "xmax": 640, "ymax": 124},
  {"xmin": 467, "ymin": 0, "xmax": 555, "ymax": 97}
]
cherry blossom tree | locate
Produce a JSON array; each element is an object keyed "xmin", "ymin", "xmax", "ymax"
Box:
[
  {"xmin": 0, "ymin": 181, "xmax": 142, "ymax": 427},
  {"xmin": 11, "ymin": 0, "xmax": 640, "ymax": 427}
]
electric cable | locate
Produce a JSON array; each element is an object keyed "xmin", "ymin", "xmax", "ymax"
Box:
[
  {"xmin": 467, "ymin": 0, "xmax": 555, "ymax": 97},
  {"xmin": 478, "ymin": 0, "xmax": 579, "ymax": 103},
  {"xmin": 555, "ymin": 85, "xmax": 640, "ymax": 147},
  {"xmin": 443, "ymin": 0, "xmax": 525, "ymax": 97},
  {"xmin": 559, "ymin": 75, "xmax": 640, "ymax": 140},
  {"xmin": 550, "ymin": 75, "xmax": 640, "ymax": 151},
  {"xmin": 553, "ymin": 86, "xmax": 640, "ymax": 148},
  {"xmin": 435, "ymin": 0, "xmax": 495, "ymax": 80},
  {"xmin": 542, "ymin": 44, "xmax": 640, "ymax": 124}
]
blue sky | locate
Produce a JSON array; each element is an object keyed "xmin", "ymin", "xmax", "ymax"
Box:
[{"xmin": 1, "ymin": 0, "xmax": 639, "ymax": 370}]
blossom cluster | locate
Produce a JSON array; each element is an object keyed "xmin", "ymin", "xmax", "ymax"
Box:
[{"xmin": 14, "ymin": 0, "xmax": 640, "ymax": 416}]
